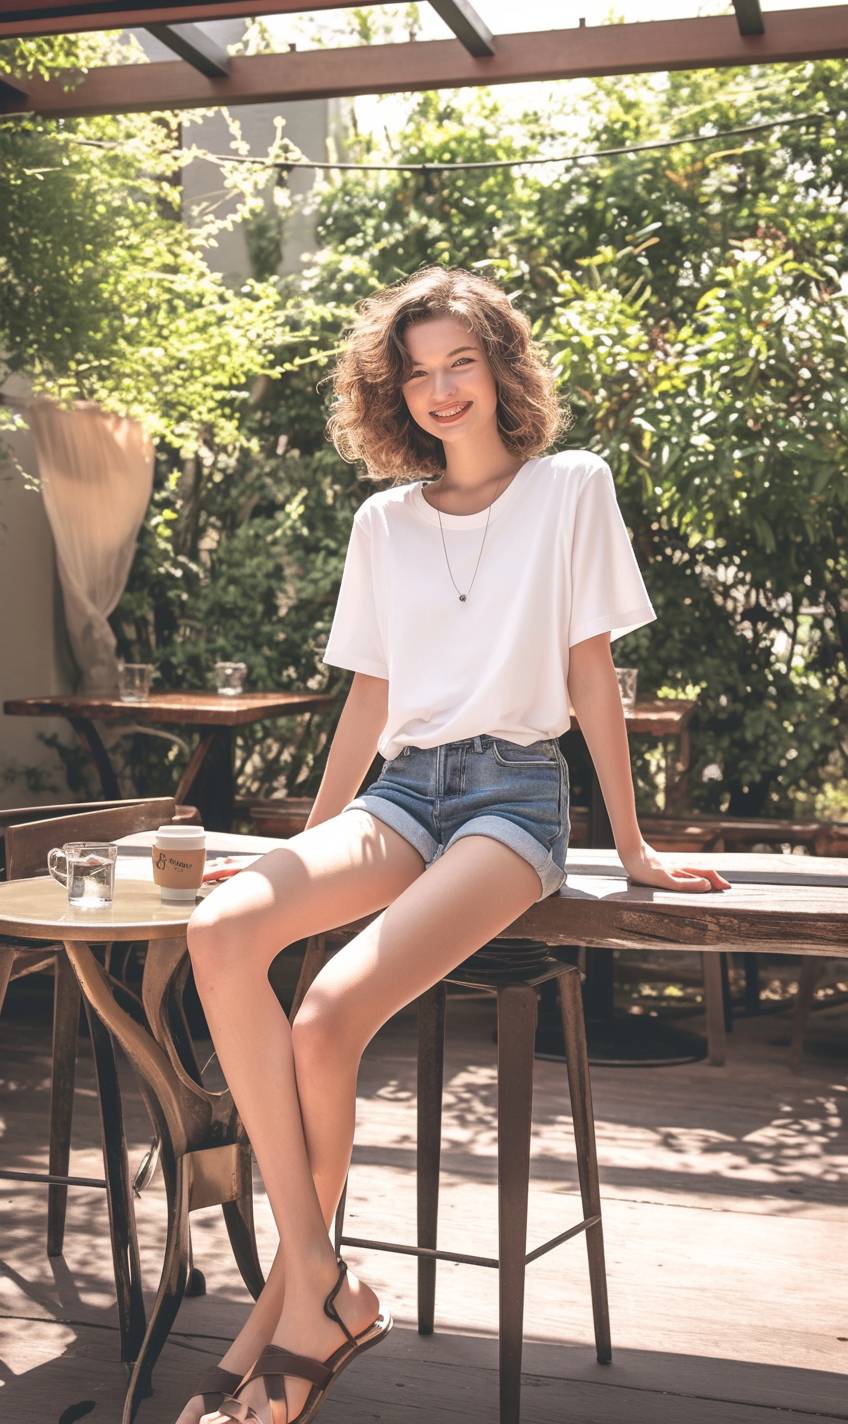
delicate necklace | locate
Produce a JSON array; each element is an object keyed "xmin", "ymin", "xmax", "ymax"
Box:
[{"xmin": 429, "ymin": 469, "xmax": 512, "ymax": 604}]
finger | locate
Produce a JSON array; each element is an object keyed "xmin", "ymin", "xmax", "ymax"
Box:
[
  {"xmin": 669, "ymin": 870, "xmax": 711, "ymax": 890},
  {"xmin": 679, "ymin": 867, "xmax": 732, "ymax": 890}
]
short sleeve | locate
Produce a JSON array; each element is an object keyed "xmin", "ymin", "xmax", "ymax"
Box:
[
  {"xmin": 321, "ymin": 511, "xmax": 388, "ymax": 678},
  {"xmin": 568, "ymin": 461, "xmax": 657, "ymax": 647}
]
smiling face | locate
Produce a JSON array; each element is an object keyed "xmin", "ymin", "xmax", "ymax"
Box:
[{"xmin": 399, "ymin": 315, "xmax": 500, "ymax": 447}]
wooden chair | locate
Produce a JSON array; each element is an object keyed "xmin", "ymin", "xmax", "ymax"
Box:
[{"xmin": 1, "ymin": 797, "xmax": 181, "ymax": 1364}]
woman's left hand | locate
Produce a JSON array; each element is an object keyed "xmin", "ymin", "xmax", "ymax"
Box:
[{"xmin": 620, "ymin": 840, "xmax": 732, "ymax": 893}]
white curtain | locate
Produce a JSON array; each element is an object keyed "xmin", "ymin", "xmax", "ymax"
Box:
[{"xmin": 29, "ymin": 400, "xmax": 154, "ymax": 693}]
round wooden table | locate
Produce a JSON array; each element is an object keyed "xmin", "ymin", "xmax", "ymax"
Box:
[{"xmin": 0, "ymin": 868, "xmax": 264, "ymax": 1424}]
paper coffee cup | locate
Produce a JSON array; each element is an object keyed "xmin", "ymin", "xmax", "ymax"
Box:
[{"xmin": 152, "ymin": 824, "xmax": 207, "ymax": 902}]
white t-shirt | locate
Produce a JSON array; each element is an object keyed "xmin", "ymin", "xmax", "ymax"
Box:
[{"xmin": 321, "ymin": 449, "xmax": 657, "ymax": 760}]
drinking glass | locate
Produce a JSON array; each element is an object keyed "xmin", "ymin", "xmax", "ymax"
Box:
[
  {"xmin": 215, "ymin": 661, "xmax": 247, "ymax": 697},
  {"xmin": 47, "ymin": 842, "xmax": 118, "ymax": 907},
  {"xmin": 118, "ymin": 662, "xmax": 154, "ymax": 703},
  {"xmin": 615, "ymin": 667, "xmax": 638, "ymax": 710}
]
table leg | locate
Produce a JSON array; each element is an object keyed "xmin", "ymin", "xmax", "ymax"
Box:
[
  {"xmin": 175, "ymin": 726, "xmax": 235, "ymax": 830},
  {"xmin": 47, "ymin": 954, "xmax": 80, "ymax": 1258},
  {"xmin": 63, "ymin": 935, "xmax": 262, "ymax": 1415},
  {"xmin": 80, "ymin": 990, "xmax": 146, "ymax": 1363},
  {"xmin": 68, "ymin": 716, "xmax": 121, "ymax": 800}
]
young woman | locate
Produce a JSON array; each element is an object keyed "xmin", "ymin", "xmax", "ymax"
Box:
[{"xmin": 180, "ymin": 266, "xmax": 729, "ymax": 1424}]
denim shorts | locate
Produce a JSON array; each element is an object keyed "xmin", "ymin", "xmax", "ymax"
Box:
[{"xmin": 342, "ymin": 733, "xmax": 570, "ymax": 901}]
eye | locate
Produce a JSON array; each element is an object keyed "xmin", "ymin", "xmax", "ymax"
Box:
[{"xmin": 453, "ymin": 357, "xmax": 474, "ymax": 366}]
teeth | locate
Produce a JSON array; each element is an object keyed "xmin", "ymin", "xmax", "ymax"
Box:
[{"xmin": 432, "ymin": 404, "xmax": 468, "ymax": 418}]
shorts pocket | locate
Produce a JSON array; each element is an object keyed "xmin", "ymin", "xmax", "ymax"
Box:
[{"xmin": 492, "ymin": 738, "xmax": 558, "ymax": 768}]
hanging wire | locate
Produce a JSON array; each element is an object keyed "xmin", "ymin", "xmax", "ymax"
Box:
[{"xmin": 15, "ymin": 106, "xmax": 840, "ymax": 179}]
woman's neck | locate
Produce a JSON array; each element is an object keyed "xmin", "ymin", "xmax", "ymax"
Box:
[{"xmin": 435, "ymin": 434, "xmax": 523, "ymax": 493}]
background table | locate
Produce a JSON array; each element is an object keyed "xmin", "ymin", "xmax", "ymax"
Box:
[{"xmin": 3, "ymin": 692, "xmax": 334, "ymax": 831}]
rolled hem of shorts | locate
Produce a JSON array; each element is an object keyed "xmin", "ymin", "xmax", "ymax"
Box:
[
  {"xmin": 342, "ymin": 794, "xmax": 438, "ymax": 865},
  {"xmin": 441, "ymin": 815, "xmax": 566, "ymax": 901}
]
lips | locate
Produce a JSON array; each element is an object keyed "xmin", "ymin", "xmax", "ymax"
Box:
[{"xmin": 430, "ymin": 402, "xmax": 472, "ymax": 423}]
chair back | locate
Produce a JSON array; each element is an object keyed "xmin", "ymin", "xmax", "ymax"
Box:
[{"xmin": 5, "ymin": 797, "xmax": 176, "ymax": 880}]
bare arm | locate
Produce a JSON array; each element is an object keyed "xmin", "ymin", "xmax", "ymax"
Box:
[
  {"xmin": 305, "ymin": 671, "xmax": 389, "ymax": 830},
  {"xmin": 567, "ymin": 634, "xmax": 729, "ymax": 893}
]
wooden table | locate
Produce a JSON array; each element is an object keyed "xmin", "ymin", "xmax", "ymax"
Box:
[
  {"xmin": 3, "ymin": 691, "xmax": 335, "ymax": 831},
  {"xmin": 0, "ymin": 831, "xmax": 280, "ymax": 1424}
]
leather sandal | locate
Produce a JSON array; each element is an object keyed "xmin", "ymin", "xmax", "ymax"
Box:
[
  {"xmin": 188, "ymin": 1365, "xmax": 242, "ymax": 1415},
  {"xmin": 216, "ymin": 1257, "xmax": 392, "ymax": 1424}
]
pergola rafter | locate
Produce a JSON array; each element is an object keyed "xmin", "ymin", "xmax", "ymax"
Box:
[
  {"xmin": 145, "ymin": 21, "xmax": 230, "ymax": 76},
  {"xmin": 0, "ymin": 4, "xmax": 846, "ymax": 119}
]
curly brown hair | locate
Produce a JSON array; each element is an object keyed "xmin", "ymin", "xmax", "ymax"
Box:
[{"xmin": 323, "ymin": 265, "xmax": 571, "ymax": 484}]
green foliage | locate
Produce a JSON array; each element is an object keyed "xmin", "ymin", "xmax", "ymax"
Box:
[{"xmin": 0, "ymin": 31, "xmax": 287, "ymax": 455}]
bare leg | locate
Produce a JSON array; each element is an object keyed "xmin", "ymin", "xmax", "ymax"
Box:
[
  {"xmin": 208, "ymin": 827, "xmax": 542, "ymax": 1423},
  {"xmin": 174, "ymin": 809, "xmax": 426, "ymax": 1424}
]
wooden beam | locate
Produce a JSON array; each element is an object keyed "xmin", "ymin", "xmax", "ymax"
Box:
[
  {"xmin": 145, "ymin": 22, "xmax": 230, "ymax": 78},
  {"xmin": 733, "ymin": 0, "xmax": 766, "ymax": 37},
  {"xmin": 0, "ymin": 0, "xmax": 371, "ymax": 39},
  {"xmin": 1, "ymin": 9, "xmax": 847, "ymax": 120},
  {"xmin": 428, "ymin": 0, "xmax": 495, "ymax": 58},
  {"xmin": 0, "ymin": 76, "xmax": 28, "ymax": 105}
]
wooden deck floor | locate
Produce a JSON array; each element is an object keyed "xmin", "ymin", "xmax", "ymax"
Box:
[{"xmin": 1, "ymin": 975, "xmax": 847, "ymax": 1423}]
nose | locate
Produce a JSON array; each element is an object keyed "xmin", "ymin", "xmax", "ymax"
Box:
[{"xmin": 432, "ymin": 373, "xmax": 458, "ymax": 400}]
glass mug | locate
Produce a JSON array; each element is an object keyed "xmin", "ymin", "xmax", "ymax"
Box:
[
  {"xmin": 118, "ymin": 662, "xmax": 154, "ymax": 703},
  {"xmin": 47, "ymin": 842, "xmax": 118, "ymax": 907},
  {"xmin": 615, "ymin": 667, "xmax": 638, "ymax": 710},
  {"xmin": 214, "ymin": 661, "xmax": 247, "ymax": 697}
]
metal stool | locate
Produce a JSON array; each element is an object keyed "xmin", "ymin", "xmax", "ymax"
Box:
[{"xmin": 295, "ymin": 935, "xmax": 612, "ymax": 1424}]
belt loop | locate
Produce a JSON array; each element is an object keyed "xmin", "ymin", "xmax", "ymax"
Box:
[{"xmin": 472, "ymin": 735, "xmax": 483, "ymax": 753}]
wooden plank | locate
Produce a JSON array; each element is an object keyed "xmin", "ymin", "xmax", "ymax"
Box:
[{"xmin": 2, "ymin": 10, "xmax": 848, "ymax": 117}]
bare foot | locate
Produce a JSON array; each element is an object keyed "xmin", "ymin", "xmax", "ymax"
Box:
[{"xmin": 201, "ymin": 1261, "xmax": 382, "ymax": 1424}]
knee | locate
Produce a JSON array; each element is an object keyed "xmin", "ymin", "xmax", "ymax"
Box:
[
  {"xmin": 186, "ymin": 896, "xmax": 251, "ymax": 985},
  {"xmin": 186, "ymin": 900, "xmax": 230, "ymax": 981},
  {"xmin": 291, "ymin": 992, "xmax": 361, "ymax": 1075}
]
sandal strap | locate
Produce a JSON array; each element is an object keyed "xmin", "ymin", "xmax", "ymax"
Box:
[
  {"xmin": 242, "ymin": 1343, "xmax": 333, "ymax": 1390},
  {"xmin": 194, "ymin": 1365, "xmax": 242, "ymax": 1399},
  {"xmin": 323, "ymin": 1256, "xmax": 357, "ymax": 1345}
]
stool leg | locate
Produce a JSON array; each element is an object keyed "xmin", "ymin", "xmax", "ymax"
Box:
[
  {"xmin": 497, "ymin": 984, "xmax": 537, "ymax": 1424},
  {"xmin": 559, "ymin": 969, "xmax": 612, "ymax": 1364},
  {"xmin": 701, "ymin": 953, "xmax": 727, "ymax": 1066},
  {"xmin": 790, "ymin": 959, "xmax": 823, "ymax": 1070},
  {"xmin": 47, "ymin": 954, "xmax": 80, "ymax": 1257},
  {"xmin": 417, "ymin": 982, "xmax": 446, "ymax": 1334}
]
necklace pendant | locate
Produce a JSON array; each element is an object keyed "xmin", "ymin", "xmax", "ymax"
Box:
[{"xmin": 459, "ymin": 593, "xmax": 467, "ymax": 602}]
